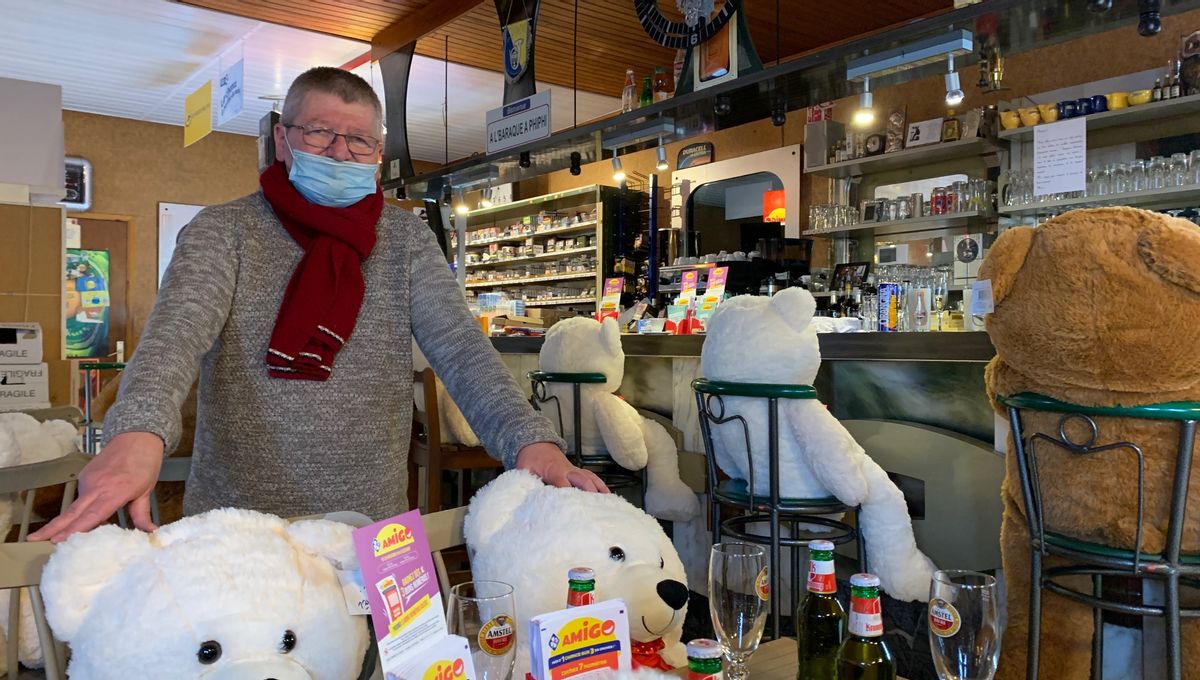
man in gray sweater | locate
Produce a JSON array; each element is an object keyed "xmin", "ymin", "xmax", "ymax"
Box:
[{"xmin": 32, "ymin": 67, "xmax": 604, "ymax": 542}]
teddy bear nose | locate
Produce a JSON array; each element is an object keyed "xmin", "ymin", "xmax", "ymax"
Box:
[{"xmin": 657, "ymin": 579, "xmax": 689, "ymax": 610}]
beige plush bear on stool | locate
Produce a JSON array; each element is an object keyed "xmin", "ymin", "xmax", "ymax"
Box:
[{"xmin": 981, "ymin": 207, "xmax": 1200, "ymax": 680}]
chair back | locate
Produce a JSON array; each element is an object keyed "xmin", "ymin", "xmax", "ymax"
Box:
[
  {"xmin": 527, "ymin": 371, "xmax": 606, "ymax": 464},
  {"xmin": 691, "ymin": 378, "xmax": 818, "ymax": 504},
  {"xmin": 999, "ymin": 392, "xmax": 1200, "ymax": 571},
  {"xmin": 413, "ymin": 368, "xmax": 443, "ymax": 453},
  {"xmin": 0, "ymin": 541, "xmax": 64, "ymax": 679}
]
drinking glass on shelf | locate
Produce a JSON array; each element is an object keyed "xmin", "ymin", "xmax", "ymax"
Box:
[
  {"xmin": 709, "ymin": 542, "xmax": 769, "ymax": 680},
  {"xmin": 933, "ymin": 268, "xmax": 950, "ymax": 331},
  {"xmin": 447, "ymin": 581, "xmax": 517, "ymax": 680},
  {"xmin": 1111, "ymin": 162, "xmax": 1130, "ymax": 194},
  {"xmin": 1169, "ymin": 153, "xmax": 1190, "ymax": 187},
  {"xmin": 1190, "ymin": 150, "xmax": 1200, "ymax": 185},
  {"xmin": 1129, "ymin": 159, "xmax": 1148, "ymax": 192},
  {"xmin": 928, "ymin": 570, "xmax": 1001, "ymax": 680},
  {"xmin": 1149, "ymin": 156, "xmax": 1169, "ymax": 190}
]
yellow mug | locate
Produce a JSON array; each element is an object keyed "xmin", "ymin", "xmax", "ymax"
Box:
[
  {"xmin": 1037, "ymin": 103, "xmax": 1059, "ymax": 122},
  {"xmin": 1000, "ymin": 110, "xmax": 1022, "ymax": 130},
  {"xmin": 1106, "ymin": 92, "xmax": 1129, "ymax": 109}
]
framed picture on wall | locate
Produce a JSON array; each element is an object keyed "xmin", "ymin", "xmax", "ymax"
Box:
[{"xmin": 832, "ymin": 261, "xmax": 871, "ymax": 290}]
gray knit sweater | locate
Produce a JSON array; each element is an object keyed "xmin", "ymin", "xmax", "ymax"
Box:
[{"xmin": 103, "ymin": 192, "xmax": 564, "ymax": 520}]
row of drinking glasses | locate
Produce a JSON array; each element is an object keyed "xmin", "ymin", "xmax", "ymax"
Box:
[
  {"xmin": 1003, "ymin": 150, "xmax": 1200, "ymax": 207},
  {"xmin": 809, "ymin": 204, "xmax": 861, "ymax": 232}
]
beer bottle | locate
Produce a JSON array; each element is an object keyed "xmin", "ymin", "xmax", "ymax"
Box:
[
  {"xmin": 796, "ymin": 540, "xmax": 845, "ymax": 680},
  {"xmin": 686, "ymin": 639, "xmax": 724, "ymax": 680},
  {"xmin": 567, "ymin": 567, "xmax": 596, "ymax": 607},
  {"xmin": 836, "ymin": 573, "xmax": 895, "ymax": 680}
]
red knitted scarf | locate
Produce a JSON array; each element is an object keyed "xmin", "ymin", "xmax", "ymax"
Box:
[{"xmin": 259, "ymin": 162, "xmax": 382, "ymax": 380}]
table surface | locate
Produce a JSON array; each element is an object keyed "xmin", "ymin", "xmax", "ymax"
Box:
[{"xmin": 669, "ymin": 638, "xmax": 910, "ymax": 679}]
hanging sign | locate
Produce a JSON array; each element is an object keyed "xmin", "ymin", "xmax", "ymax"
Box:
[
  {"xmin": 217, "ymin": 59, "xmax": 244, "ymax": 126},
  {"xmin": 495, "ymin": 0, "xmax": 541, "ymax": 103},
  {"xmin": 503, "ymin": 19, "xmax": 531, "ymax": 82},
  {"xmin": 486, "ymin": 90, "xmax": 551, "ymax": 154},
  {"xmin": 184, "ymin": 80, "xmax": 213, "ymax": 147}
]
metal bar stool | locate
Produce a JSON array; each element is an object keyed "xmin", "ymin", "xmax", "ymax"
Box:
[
  {"xmin": 527, "ymin": 371, "xmax": 643, "ymax": 493},
  {"xmin": 693, "ymin": 378, "xmax": 865, "ymax": 641},
  {"xmin": 999, "ymin": 392, "xmax": 1200, "ymax": 680}
]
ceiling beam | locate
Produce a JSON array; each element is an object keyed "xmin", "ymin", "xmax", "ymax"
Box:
[{"xmin": 371, "ymin": 0, "xmax": 486, "ymax": 62}]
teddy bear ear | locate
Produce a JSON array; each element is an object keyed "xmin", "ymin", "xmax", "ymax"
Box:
[
  {"xmin": 600, "ymin": 316, "xmax": 621, "ymax": 353},
  {"xmin": 977, "ymin": 226, "xmax": 1035, "ymax": 306},
  {"xmin": 41, "ymin": 525, "xmax": 154, "ymax": 643},
  {"xmin": 769, "ymin": 287, "xmax": 816, "ymax": 332},
  {"xmin": 1137, "ymin": 214, "xmax": 1200, "ymax": 295},
  {"xmin": 285, "ymin": 519, "xmax": 358, "ymax": 571},
  {"xmin": 465, "ymin": 469, "xmax": 545, "ymax": 548}
]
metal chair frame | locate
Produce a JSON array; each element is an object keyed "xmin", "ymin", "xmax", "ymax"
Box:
[
  {"xmin": 1000, "ymin": 392, "xmax": 1200, "ymax": 680},
  {"xmin": 527, "ymin": 371, "xmax": 644, "ymax": 492},
  {"xmin": 693, "ymin": 379, "xmax": 865, "ymax": 640}
]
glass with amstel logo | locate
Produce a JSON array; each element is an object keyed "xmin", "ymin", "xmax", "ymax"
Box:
[
  {"xmin": 928, "ymin": 570, "xmax": 1000, "ymax": 680},
  {"xmin": 448, "ymin": 581, "xmax": 516, "ymax": 680},
  {"xmin": 708, "ymin": 543, "xmax": 768, "ymax": 680}
]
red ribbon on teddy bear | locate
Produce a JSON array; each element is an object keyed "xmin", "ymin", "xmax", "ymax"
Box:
[{"xmin": 631, "ymin": 638, "xmax": 674, "ymax": 671}]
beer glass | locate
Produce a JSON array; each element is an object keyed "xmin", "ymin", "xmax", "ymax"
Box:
[
  {"xmin": 709, "ymin": 542, "xmax": 768, "ymax": 680},
  {"xmin": 447, "ymin": 581, "xmax": 517, "ymax": 680},
  {"xmin": 928, "ymin": 570, "xmax": 1000, "ymax": 680}
]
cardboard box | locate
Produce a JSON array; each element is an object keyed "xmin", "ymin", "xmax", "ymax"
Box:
[
  {"xmin": 0, "ymin": 323, "xmax": 43, "ymax": 364},
  {"xmin": 0, "ymin": 362, "xmax": 50, "ymax": 410}
]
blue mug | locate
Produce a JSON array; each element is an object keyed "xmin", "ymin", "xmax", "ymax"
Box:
[
  {"xmin": 1077, "ymin": 97, "xmax": 1093, "ymax": 116},
  {"xmin": 1059, "ymin": 100, "xmax": 1079, "ymax": 118},
  {"xmin": 1090, "ymin": 94, "xmax": 1108, "ymax": 112}
]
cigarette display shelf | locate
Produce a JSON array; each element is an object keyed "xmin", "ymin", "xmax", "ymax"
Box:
[
  {"xmin": 465, "ymin": 270, "xmax": 597, "ymax": 289},
  {"xmin": 461, "ymin": 220, "xmax": 598, "ymax": 248},
  {"xmin": 466, "ymin": 246, "xmax": 597, "ymax": 269}
]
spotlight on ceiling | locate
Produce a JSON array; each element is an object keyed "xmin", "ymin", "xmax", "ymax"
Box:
[
  {"xmin": 713, "ymin": 94, "xmax": 732, "ymax": 116},
  {"xmin": 771, "ymin": 100, "xmax": 786, "ymax": 127},
  {"xmin": 612, "ymin": 155, "xmax": 626, "ymax": 183},
  {"xmin": 454, "ymin": 188, "xmax": 469, "ymax": 216},
  {"xmin": 519, "ymin": 151, "xmax": 532, "ymax": 168},
  {"xmin": 655, "ymin": 146, "xmax": 669, "ymax": 172},
  {"xmin": 570, "ymin": 151, "xmax": 582, "ymax": 176},
  {"xmin": 945, "ymin": 54, "xmax": 965, "ymax": 107},
  {"xmin": 853, "ymin": 77, "xmax": 875, "ymax": 128}
]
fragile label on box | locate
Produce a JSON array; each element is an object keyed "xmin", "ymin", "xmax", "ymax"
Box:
[
  {"xmin": 352, "ymin": 510, "xmax": 447, "ymax": 675},
  {"xmin": 0, "ymin": 323, "xmax": 43, "ymax": 364},
  {"xmin": 0, "ymin": 363, "xmax": 49, "ymax": 407}
]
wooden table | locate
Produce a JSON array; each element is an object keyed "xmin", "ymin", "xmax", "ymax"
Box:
[{"xmin": 669, "ymin": 638, "xmax": 909, "ymax": 679}]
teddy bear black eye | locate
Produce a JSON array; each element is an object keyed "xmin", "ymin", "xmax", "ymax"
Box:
[
  {"xmin": 197, "ymin": 641, "xmax": 222, "ymax": 665},
  {"xmin": 280, "ymin": 630, "xmax": 297, "ymax": 653},
  {"xmin": 609, "ymin": 546, "xmax": 625, "ymax": 562}
]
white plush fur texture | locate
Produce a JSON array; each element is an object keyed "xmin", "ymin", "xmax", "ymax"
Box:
[
  {"xmin": 412, "ymin": 340, "xmax": 480, "ymax": 447},
  {"xmin": 40, "ymin": 508, "xmax": 368, "ymax": 680},
  {"xmin": 539, "ymin": 317, "xmax": 699, "ymax": 521},
  {"xmin": 701, "ymin": 289, "xmax": 936, "ymax": 602},
  {"xmin": 0, "ymin": 413, "xmax": 79, "ymax": 675},
  {"xmin": 465, "ymin": 470, "xmax": 690, "ymax": 677}
]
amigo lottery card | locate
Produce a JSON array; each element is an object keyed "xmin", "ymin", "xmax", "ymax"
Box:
[{"xmin": 528, "ymin": 599, "xmax": 630, "ymax": 680}]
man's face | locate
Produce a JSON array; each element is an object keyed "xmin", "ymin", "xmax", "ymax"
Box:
[{"xmin": 273, "ymin": 90, "xmax": 382, "ymax": 170}]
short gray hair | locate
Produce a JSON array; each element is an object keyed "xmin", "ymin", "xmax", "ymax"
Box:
[{"xmin": 281, "ymin": 66, "xmax": 383, "ymax": 133}]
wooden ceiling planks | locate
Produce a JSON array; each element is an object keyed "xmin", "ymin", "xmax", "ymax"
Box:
[{"xmin": 183, "ymin": 0, "xmax": 954, "ymax": 95}]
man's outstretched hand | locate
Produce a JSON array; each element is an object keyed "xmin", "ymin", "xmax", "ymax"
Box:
[
  {"xmin": 516, "ymin": 442, "xmax": 610, "ymax": 493},
  {"xmin": 28, "ymin": 432, "xmax": 164, "ymax": 543}
]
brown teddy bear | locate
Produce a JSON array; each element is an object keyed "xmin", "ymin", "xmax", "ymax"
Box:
[{"xmin": 980, "ymin": 207, "xmax": 1200, "ymax": 679}]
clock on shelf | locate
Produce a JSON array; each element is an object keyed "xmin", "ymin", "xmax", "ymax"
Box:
[{"xmin": 632, "ymin": 0, "xmax": 740, "ymax": 49}]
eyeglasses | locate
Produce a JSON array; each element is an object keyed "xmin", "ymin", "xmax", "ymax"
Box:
[{"xmin": 285, "ymin": 124, "xmax": 380, "ymax": 158}]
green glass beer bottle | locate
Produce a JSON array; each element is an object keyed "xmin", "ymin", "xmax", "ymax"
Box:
[
  {"xmin": 796, "ymin": 540, "xmax": 846, "ymax": 680},
  {"xmin": 567, "ymin": 567, "xmax": 596, "ymax": 607},
  {"xmin": 836, "ymin": 573, "xmax": 895, "ymax": 680}
]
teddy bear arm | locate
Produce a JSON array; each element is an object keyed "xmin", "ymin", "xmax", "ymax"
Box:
[
  {"xmin": 783, "ymin": 400, "xmax": 868, "ymax": 505},
  {"xmin": 592, "ymin": 394, "xmax": 649, "ymax": 470}
]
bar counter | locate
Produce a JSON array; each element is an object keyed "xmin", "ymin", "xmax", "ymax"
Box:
[{"xmin": 492, "ymin": 331, "xmax": 996, "ymax": 362}]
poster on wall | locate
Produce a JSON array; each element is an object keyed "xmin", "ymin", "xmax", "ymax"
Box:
[{"xmin": 65, "ymin": 248, "xmax": 111, "ymax": 359}]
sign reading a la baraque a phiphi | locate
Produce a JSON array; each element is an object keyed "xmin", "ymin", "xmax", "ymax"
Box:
[{"xmin": 486, "ymin": 90, "xmax": 551, "ymax": 154}]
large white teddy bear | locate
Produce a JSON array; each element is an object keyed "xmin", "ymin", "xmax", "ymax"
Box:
[
  {"xmin": 701, "ymin": 288, "xmax": 936, "ymax": 602},
  {"xmin": 538, "ymin": 317, "xmax": 699, "ymax": 522},
  {"xmin": 466, "ymin": 470, "xmax": 691, "ymax": 676},
  {"xmin": 0, "ymin": 412, "xmax": 79, "ymax": 676},
  {"xmin": 40, "ymin": 508, "xmax": 370, "ymax": 680}
]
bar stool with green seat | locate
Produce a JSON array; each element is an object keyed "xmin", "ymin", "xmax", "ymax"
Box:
[
  {"xmin": 693, "ymin": 378, "xmax": 865, "ymax": 640},
  {"xmin": 999, "ymin": 392, "xmax": 1200, "ymax": 680},
  {"xmin": 526, "ymin": 371, "xmax": 643, "ymax": 493}
]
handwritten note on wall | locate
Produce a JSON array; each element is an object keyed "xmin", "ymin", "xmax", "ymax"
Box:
[{"xmin": 1033, "ymin": 118, "xmax": 1086, "ymax": 197}]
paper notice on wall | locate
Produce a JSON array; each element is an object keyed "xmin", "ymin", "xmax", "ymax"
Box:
[{"xmin": 1033, "ymin": 118, "xmax": 1086, "ymax": 197}]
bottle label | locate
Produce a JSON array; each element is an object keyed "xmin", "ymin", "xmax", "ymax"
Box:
[
  {"xmin": 807, "ymin": 558, "xmax": 836, "ymax": 595},
  {"xmin": 479, "ymin": 615, "xmax": 515, "ymax": 655},
  {"xmin": 755, "ymin": 567, "xmax": 770, "ymax": 601},
  {"xmin": 928, "ymin": 598, "xmax": 961, "ymax": 638},
  {"xmin": 567, "ymin": 590, "xmax": 595, "ymax": 607},
  {"xmin": 688, "ymin": 672, "xmax": 722, "ymax": 680},
  {"xmin": 849, "ymin": 596, "xmax": 883, "ymax": 637}
]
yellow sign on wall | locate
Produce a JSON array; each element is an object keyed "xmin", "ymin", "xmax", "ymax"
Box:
[{"xmin": 184, "ymin": 81, "xmax": 213, "ymax": 147}]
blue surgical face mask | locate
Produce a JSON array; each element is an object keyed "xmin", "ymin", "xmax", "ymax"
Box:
[{"xmin": 285, "ymin": 136, "xmax": 378, "ymax": 208}]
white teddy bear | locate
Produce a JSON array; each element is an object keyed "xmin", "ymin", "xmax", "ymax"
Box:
[
  {"xmin": 0, "ymin": 412, "xmax": 79, "ymax": 676},
  {"xmin": 466, "ymin": 470, "xmax": 691, "ymax": 677},
  {"xmin": 700, "ymin": 288, "xmax": 936, "ymax": 602},
  {"xmin": 538, "ymin": 317, "xmax": 699, "ymax": 522},
  {"xmin": 40, "ymin": 508, "xmax": 370, "ymax": 680}
]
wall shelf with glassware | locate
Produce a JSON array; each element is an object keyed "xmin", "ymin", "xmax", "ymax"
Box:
[
  {"xmin": 998, "ymin": 184, "xmax": 1200, "ymax": 217},
  {"xmin": 466, "ymin": 246, "xmax": 597, "ymax": 269},
  {"xmin": 998, "ymin": 94, "xmax": 1200, "ymax": 142},
  {"xmin": 805, "ymin": 211, "xmax": 985, "ymax": 237},
  {"xmin": 806, "ymin": 137, "xmax": 1002, "ymax": 179},
  {"xmin": 465, "ymin": 271, "xmax": 597, "ymax": 289}
]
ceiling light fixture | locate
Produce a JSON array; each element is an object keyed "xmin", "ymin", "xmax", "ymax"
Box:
[
  {"xmin": 853, "ymin": 76, "xmax": 875, "ymax": 128},
  {"xmin": 479, "ymin": 187, "xmax": 494, "ymax": 209},
  {"xmin": 570, "ymin": 151, "xmax": 582, "ymax": 176},
  {"xmin": 453, "ymin": 189, "xmax": 469, "ymax": 216},
  {"xmin": 519, "ymin": 151, "xmax": 532, "ymax": 168},
  {"xmin": 656, "ymin": 145, "xmax": 669, "ymax": 172},
  {"xmin": 945, "ymin": 54, "xmax": 965, "ymax": 107},
  {"xmin": 612, "ymin": 155, "xmax": 626, "ymax": 183}
]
